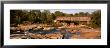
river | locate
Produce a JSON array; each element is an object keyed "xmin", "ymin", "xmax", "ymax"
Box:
[{"xmin": 10, "ymin": 27, "xmax": 72, "ymax": 39}]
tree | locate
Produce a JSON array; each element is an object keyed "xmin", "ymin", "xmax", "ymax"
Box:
[
  {"xmin": 74, "ymin": 13, "xmax": 79, "ymax": 16},
  {"xmin": 78, "ymin": 12, "xmax": 85, "ymax": 16},
  {"xmin": 64, "ymin": 13, "xmax": 73, "ymax": 17},
  {"xmin": 44, "ymin": 10, "xmax": 52, "ymax": 23},
  {"xmin": 15, "ymin": 15, "xmax": 21, "ymax": 25},
  {"xmin": 90, "ymin": 10, "xmax": 101, "ymax": 28},
  {"xmin": 10, "ymin": 10, "xmax": 23, "ymax": 25},
  {"xmin": 38, "ymin": 10, "xmax": 55, "ymax": 23},
  {"xmin": 32, "ymin": 10, "xmax": 41, "ymax": 23},
  {"xmin": 27, "ymin": 10, "xmax": 35, "ymax": 23},
  {"xmin": 51, "ymin": 13, "xmax": 56, "ymax": 20},
  {"xmin": 85, "ymin": 12, "xmax": 90, "ymax": 16},
  {"xmin": 73, "ymin": 12, "xmax": 90, "ymax": 16},
  {"xmin": 10, "ymin": 10, "xmax": 16, "ymax": 24},
  {"xmin": 40, "ymin": 11, "xmax": 47, "ymax": 23},
  {"xmin": 54, "ymin": 11, "xmax": 65, "ymax": 17}
]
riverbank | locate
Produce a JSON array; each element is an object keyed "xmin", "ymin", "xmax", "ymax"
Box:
[
  {"xmin": 10, "ymin": 24, "xmax": 101, "ymax": 39},
  {"xmin": 10, "ymin": 31, "xmax": 101, "ymax": 39}
]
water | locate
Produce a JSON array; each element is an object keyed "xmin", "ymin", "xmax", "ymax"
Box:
[
  {"xmin": 10, "ymin": 27, "xmax": 73, "ymax": 39},
  {"xmin": 28, "ymin": 28, "xmax": 72, "ymax": 39},
  {"xmin": 28, "ymin": 28, "xmax": 61, "ymax": 34}
]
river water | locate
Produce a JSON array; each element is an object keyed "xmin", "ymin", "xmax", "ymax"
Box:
[{"xmin": 10, "ymin": 28, "xmax": 72, "ymax": 39}]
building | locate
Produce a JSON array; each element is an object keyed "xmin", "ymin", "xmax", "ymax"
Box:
[{"xmin": 55, "ymin": 16, "xmax": 91, "ymax": 25}]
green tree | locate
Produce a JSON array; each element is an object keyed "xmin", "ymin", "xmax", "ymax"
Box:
[
  {"xmin": 51, "ymin": 13, "xmax": 56, "ymax": 20},
  {"xmin": 85, "ymin": 12, "xmax": 90, "ymax": 16},
  {"xmin": 27, "ymin": 10, "xmax": 35, "ymax": 23},
  {"xmin": 10, "ymin": 10, "xmax": 23, "ymax": 25},
  {"xmin": 44, "ymin": 10, "xmax": 52, "ymax": 23},
  {"xmin": 54, "ymin": 11, "xmax": 65, "ymax": 17},
  {"xmin": 90, "ymin": 10, "xmax": 101, "ymax": 28},
  {"xmin": 74, "ymin": 13, "xmax": 79, "ymax": 16},
  {"xmin": 31, "ymin": 10, "xmax": 41, "ymax": 23},
  {"xmin": 73, "ymin": 12, "xmax": 90, "ymax": 16},
  {"xmin": 40, "ymin": 11, "xmax": 47, "ymax": 23},
  {"xmin": 78, "ymin": 12, "xmax": 85, "ymax": 16}
]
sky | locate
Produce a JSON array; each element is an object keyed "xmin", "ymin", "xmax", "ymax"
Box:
[{"xmin": 40, "ymin": 9, "xmax": 98, "ymax": 14}]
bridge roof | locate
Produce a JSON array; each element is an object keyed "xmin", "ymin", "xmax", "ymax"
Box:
[{"xmin": 56, "ymin": 16, "xmax": 91, "ymax": 21}]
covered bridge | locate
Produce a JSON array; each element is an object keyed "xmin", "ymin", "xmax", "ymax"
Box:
[{"xmin": 55, "ymin": 16, "xmax": 91, "ymax": 25}]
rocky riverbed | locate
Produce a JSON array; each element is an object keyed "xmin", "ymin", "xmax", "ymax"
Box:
[
  {"xmin": 10, "ymin": 29, "xmax": 101, "ymax": 39},
  {"xmin": 10, "ymin": 24, "xmax": 101, "ymax": 39}
]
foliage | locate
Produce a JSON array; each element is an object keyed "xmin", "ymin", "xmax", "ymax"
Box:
[
  {"xmin": 10, "ymin": 10, "xmax": 101, "ymax": 28},
  {"xmin": 10, "ymin": 10, "xmax": 56, "ymax": 24},
  {"xmin": 90, "ymin": 10, "xmax": 101, "ymax": 28},
  {"xmin": 73, "ymin": 12, "xmax": 90, "ymax": 16}
]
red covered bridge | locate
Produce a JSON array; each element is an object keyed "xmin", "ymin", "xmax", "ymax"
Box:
[{"xmin": 55, "ymin": 16, "xmax": 92, "ymax": 25}]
